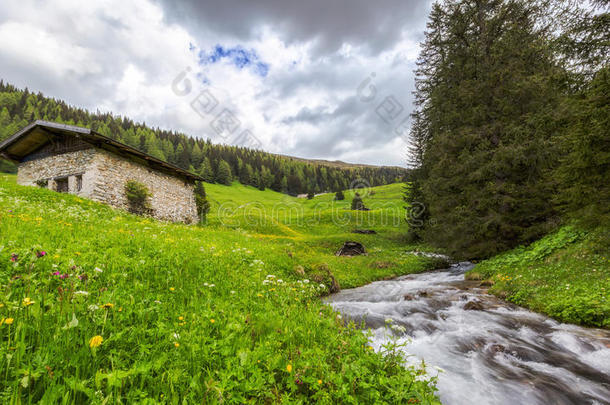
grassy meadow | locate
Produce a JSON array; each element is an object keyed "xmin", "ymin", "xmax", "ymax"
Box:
[{"xmin": 0, "ymin": 174, "xmax": 442, "ymax": 404}]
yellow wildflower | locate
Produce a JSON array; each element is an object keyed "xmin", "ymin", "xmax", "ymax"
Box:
[
  {"xmin": 89, "ymin": 335, "xmax": 103, "ymax": 348},
  {"xmin": 3, "ymin": 318, "xmax": 14, "ymax": 325},
  {"xmin": 286, "ymin": 364, "xmax": 292, "ymax": 373},
  {"xmin": 210, "ymin": 319, "xmax": 215, "ymax": 324},
  {"xmin": 169, "ymin": 287, "xmax": 175, "ymax": 291},
  {"xmin": 174, "ymin": 342, "xmax": 180, "ymax": 348},
  {"xmin": 257, "ymin": 293, "xmax": 263, "ymax": 297},
  {"xmin": 102, "ymin": 303, "xmax": 114, "ymax": 309},
  {"xmin": 178, "ymin": 316, "xmax": 184, "ymax": 321},
  {"xmin": 75, "ymin": 252, "xmax": 81, "ymax": 256},
  {"xmin": 318, "ymin": 380, "xmax": 322, "ymax": 385},
  {"xmin": 22, "ymin": 297, "xmax": 34, "ymax": 307}
]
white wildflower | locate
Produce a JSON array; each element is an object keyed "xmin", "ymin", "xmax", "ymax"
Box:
[
  {"xmin": 74, "ymin": 291, "xmax": 89, "ymax": 296},
  {"xmin": 88, "ymin": 304, "xmax": 99, "ymax": 311},
  {"xmin": 94, "ymin": 267, "xmax": 103, "ymax": 273}
]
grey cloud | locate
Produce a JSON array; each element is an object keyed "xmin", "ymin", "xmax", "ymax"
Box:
[{"xmin": 155, "ymin": 0, "xmax": 431, "ymax": 56}]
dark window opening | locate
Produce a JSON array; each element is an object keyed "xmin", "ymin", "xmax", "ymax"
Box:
[
  {"xmin": 55, "ymin": 178, "xmax": 69, "ymax": 193},
  {"xmin": 76, "ymin": 175, "xmax": 83, "ymax": 192},
  {"xmin": 35, "ymin": 179, "xmax": 48, "ymax": 188}
]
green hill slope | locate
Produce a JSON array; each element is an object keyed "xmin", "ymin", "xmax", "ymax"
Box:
[
  {"xmin": 468, "ymin": 226, "xmax": 610, "ymax": 328},
  {"xmin": 0, "ymin": 175, "xmax": 441, "ymax": 404}
]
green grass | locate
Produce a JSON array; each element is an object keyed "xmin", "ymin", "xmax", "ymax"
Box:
[
  {"xmin": 0, "ymin": 174, "xmax": 441, "ymax": 404},
  {"xmin": 468, "ymin": 226, "xmax": 610, "ymax": 328}
]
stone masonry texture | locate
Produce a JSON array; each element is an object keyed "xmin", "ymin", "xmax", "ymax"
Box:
[{"xmin": 17, "ymin": 147, "xmax": 198, "ymax": 223}]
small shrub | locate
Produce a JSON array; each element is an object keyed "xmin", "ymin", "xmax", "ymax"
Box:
[
  {"xmin": 124, "ymin": 180, "xmax": 152, "ymax": 215},
  {"xmin": 351, "ymin": 192, "xmax": 367, "ymax": 210},
  {"xmin": 194, "ymin": 181, "xmax": 210, "ymax": 223},
  {"xmin": 334, "ymin": 190, "xmax": 345, "ymax": 201}
]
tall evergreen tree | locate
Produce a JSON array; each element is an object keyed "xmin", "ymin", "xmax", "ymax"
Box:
[
  {"xmin": 215, "ymin": 159, "xmax": 232, "ymax": 185},
  {"xmin": 406, "ymin": 0, "xmax": 563, "ymax": 258}
]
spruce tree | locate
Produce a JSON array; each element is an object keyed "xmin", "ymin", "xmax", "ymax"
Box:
[
  {"xmin": 215, "ymin": 160, "xmax": 232, "ymax": 185},
  {"xmin": 407, "ymin": 0, "xmax": 563, "ymax": 258}
]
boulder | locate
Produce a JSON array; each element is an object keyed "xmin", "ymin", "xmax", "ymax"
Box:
[
  {"xmin": 464, "ymin": 300, "xmax": 485, "ymax": 310},
  {"xmin": 336, "ymin": 241, "xmax": 366, "ymax": 256}
]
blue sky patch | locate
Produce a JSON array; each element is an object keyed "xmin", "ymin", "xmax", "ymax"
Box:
[{"xmin": 195, "ymin": 45, "xmax": 269, "ymax": 77}]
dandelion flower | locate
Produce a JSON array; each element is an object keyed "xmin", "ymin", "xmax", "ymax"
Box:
[
  {"xmin": 89, "ymin": 335, "xmax": 103, "ymax": 348},
  {"xmin": 286, "ymin": 364, "xmax": 292, "ymax": 373},
  {"xmin": 102, "ymin": 303, "xmax": 114, "ymax": 309},
  {"xmin": 169, "ymin": 287, "xmax": 175, "ymax": 291},
  {"xmin": 318, "ymin": 379, "xmax": 322, "ymax": 385},
  {"xmin": 3, "ymin": 318, "xmax": 14, "ymax": 325},
  {"xmin": 210, "ymin": 319, "xmax": 215, "ymax": 323},
  {"xmin": 178, "ymin": 316, "xmax": 184, "ymax": 321},
  {"xmin": 174, "ymin": 342, "xmax": 180, "ymax": 348},
  {"xmin": 22, "ymin": 297, "xmax": 35, "ymax": 307}
]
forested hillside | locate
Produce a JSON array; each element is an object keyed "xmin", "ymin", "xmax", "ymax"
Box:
[
  {"xmin": 0, "ymin": 82, "xmax": 406, "ymax": 195},
  {"xmin": 406, "ymin": 0, "xmax": 609, "ymax": 259}
]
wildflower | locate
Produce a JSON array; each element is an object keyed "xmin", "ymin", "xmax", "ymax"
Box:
[
  {"xmin": 88, "ymin": 304, "xmax": 99, "ymax": 311},
  {"xmin": 178, "ymin": 316, "xmax": 184, "ymax": 321},
  {"xmin": 36, "ymin": 251, "xmax": 47, "ymax": 258},
  {"xmin": 74, "ymin": 291, "xmax": 89, "ymax": 296},
  {"xmin": 303, "ymin": 279, "xmax": 309, "ymax": 284},
  {"xmin": 102, "ymin": 303, "xmax": 114, "ymax": 309},
  {"xmin": 52, "ymin": 271, "xmax": 61, "ymax": 276},
  {"xmin": 286, "ymin": 364, "xmax": 292, "ymax": 373},
  {"xmin": 94, "ymin": 267, "xmax": 103, "ymax": 273},
  {"xmin": 10, "ymin": 253, "xmax": 18, "ymax": 262},
  {"xmin": 89, "ymin": 335, "xmax": 103, "ymax": 348},
  {"xmin": 257, "ymin": 293, "xmax": 263, "ymax": 297},
  {"xmin": 75, "ymin": 252, "xmax": 81, "ymax": 256},
  {"xmin": 230, "ymin": 290, "xmax": 236, "ymax": 294},
  {"xmin": 53, "ymin": 254, "xmax": 60, "ymax": 259},
  {"xmin": 318, "ymin": 379, "xmax": 322, "ymax": 385},
  {"xmin": 173, "ymin": 332, "xmax": 180, "ymax": 339},
  {"xmin": 78, "ymin": 274, "xmax": 88, "ymax": 281},
  {"xmin": 60, "ymin": 273, "xmax": 69, "ymax": 279},
  {"xmin": 210, "ymin": 319, "xmax": 215, "ymax": 323},
  {"xmin": 154, "ymin": 300, "xmax": 162, "ymax": 304},
  {"xmin": 169, "ymin": 287, "xmax": 175, "ymax": 291},
  {"xmin": 22, "ymin": 297, "xmax": 35, "ymax": 307},
  {"xmin": 174, "ymin": 342, "xmax": 180, "ymax": 348},
  {"xmin": 3, "ymin": 318, "xmax": 14, "ymax": 325}
]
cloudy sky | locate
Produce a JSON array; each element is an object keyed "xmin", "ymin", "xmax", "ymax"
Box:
[{"xmin": 0, "ymin": 0, "xmax": 432, "ymax": 166}]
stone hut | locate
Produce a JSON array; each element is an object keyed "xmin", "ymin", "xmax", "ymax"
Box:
[{"xmin": 0, "ymin": 120, "xmax": 201, "ymax": 223}]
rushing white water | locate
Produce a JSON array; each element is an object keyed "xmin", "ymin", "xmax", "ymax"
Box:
[{"xmin": 326, "ymin": 263, "xmax": 610, "ymax": 405}]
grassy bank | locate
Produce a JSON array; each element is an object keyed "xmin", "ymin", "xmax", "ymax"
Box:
[
  {"xmin": 468, "ymin": 226, "xmax": 609, "ymax": 328},
  {"xmin": 0, "ymin": 175, "xmax": 441, "ymax": 404}
]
